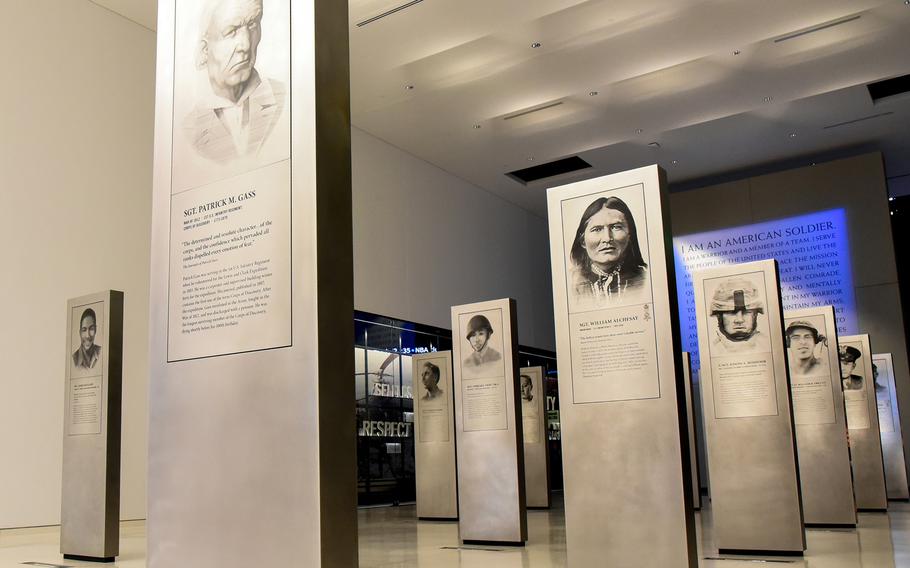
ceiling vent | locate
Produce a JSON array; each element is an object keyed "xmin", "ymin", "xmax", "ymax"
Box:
[
  {"xmin": 773, "ymin": 14, "xmax": 861, "ymax": 43},
  {"xmin": 867, "ymin": 74, "xmax": 910, "ymax": 104},
  {"xmin": 822, "ymin": 112, "xmax": 894, "ymax": 130},
  {"xmin": 356, "ymin": 0, "xmax": 424, "ymax": 27},
  {"xmin": 507, "ymin": 156, "xmax": 592, "ymax": 185}
]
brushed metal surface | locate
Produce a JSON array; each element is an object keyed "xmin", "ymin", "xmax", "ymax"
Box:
[
  {"xmin": 60, "ymin": 290, "xmax": 122, "ymax": 559},
  {"xmin": 874, "ymin": 353, "xmax": 910, "ymax": 500},
  {"xmin": 547, "ymin": 166, "xmax": 697, "ymax": 567},
  {"xmin": 519, "ymin": 366, "xmax": 550, "ymax": 508},
  {"xmin": 682, "ymin": 353, "xmax": 702, "ymax": 510},
  {"xmin": 693, "ymin": 260, "xmax": 806, "ymax": 553},
  {"xmin": 841, "ymin": 335, "xmax": 888, "ymax": 510},
  {"xmin": 413, "ymin": 352, "xmax": 458, "ymax": 519},
  {"xmin": 147, "ymin": 0, "xmax": 357, "ymax": 565},
  {"xmin": 451, "ymin": 299, "xmax": 527, "ymax": 544},
  {"xmin": 784, "ymin": 306, "xmax": 856, "ymax": 525}
]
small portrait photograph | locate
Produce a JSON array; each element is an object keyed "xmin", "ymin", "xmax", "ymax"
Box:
[
  {"xmin": 172, "ymin": 0, "xmax": 291, "ymax": 192},
  {"xmin": 838, "ymin": 344, "xmax": 864, "ymax": 391},
  {"xmin": 784, "ymin": 315, "xmax": 830, "ymax": 378},
  {"xmin": 459, "ymin": 309, "xmax": 505, "ymax": 379},
  {"xmin": 71, "ymin": 303, "xmax": 104, "ymax": 377},
  {"xmin": 419, "ymin": 360, "xmax": 445, "ymax": 401},
  {"xmin": 705, "ymin": 273, "xmax": 772, "ymax": 357},
  {"xmin": 561, "ymin": 184, "xmax": 651, "ymax": 311},
  {"xmin": 520, "ymin": 373, "xmax": 539, "ymax": 419}
]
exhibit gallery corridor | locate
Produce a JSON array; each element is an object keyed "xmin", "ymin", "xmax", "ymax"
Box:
[{"xmin": 2, "ymin": 497, "xmax": 909, "ymax": 567}]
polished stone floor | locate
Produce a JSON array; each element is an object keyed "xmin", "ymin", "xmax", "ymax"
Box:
[{"xmin": 1, "ymin": 497, "xmax": 908, "ymax": 567}]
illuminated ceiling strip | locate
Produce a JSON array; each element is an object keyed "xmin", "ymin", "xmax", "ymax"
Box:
[
  {"xmin": 356, "ymin": 0, "xmax": 425, "ymax": 27},
  {"xmin": 503, "ymin": 101, "xmax": 564, "ymax": 120},
  {"xmin": 773, "ymin": 14, "xmax": 861, "ymax": 43},
  {"xmin": 823, "ymin": 111, "xmax": 894, "ymax": 129}
]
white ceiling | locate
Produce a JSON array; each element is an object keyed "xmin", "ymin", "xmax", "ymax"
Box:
[{"xmin": 97, "ymin": 0, "xmax": 910, "ymax": 215}]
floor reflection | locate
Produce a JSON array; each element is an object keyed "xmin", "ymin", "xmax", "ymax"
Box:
[{"xmin": 0, "ymin": 497, "xmax": 907, "ymax": 567}]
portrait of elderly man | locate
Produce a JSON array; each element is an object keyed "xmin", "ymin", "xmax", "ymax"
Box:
[
  {"xmin": 72, "ymin": 308, "xmax": 102, "ymax": 370},
  {"xmin": 709, "ymin": 279, "xmax": 771, "ymax": 355},
  {"xmin": 785, "ymin": 320, "xmax": 828, "ymax": 378},
  {"xmin": 184, "ymin": 0, "xmax": 287, "ymax": 163},
  {"xmin": 420, "ymin": 361, "xmax": 444, "ymax": 401},
  {"xmin": 839, "ymin": 345, "xmax": 864, "ymax": 391},
  {"xmin": 463, "ymin": 314, "xmax": 502, "ymax": 376}
]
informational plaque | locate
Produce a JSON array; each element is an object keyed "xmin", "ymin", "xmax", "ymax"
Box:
[
  {"xmin": 166, "ymin": 0, "xmax": 293, "ymax": 363},
  {"xmin": 693, "ymin": 259, "xmax": 805, "ymax": 553},
  {"xmin": 451, "ymin": 298, "xmax": 526, "ymax": 544},
  {"xmin": 61, "ymin": 291, "xmax": 123, "ymax": 562},
  {"xmin": 547, "ymin": 166, "xmax": 696, "ymax": 567},
  {"xmin": 784, "ymin": 307, "xmax": 855, "ymax": 526},
  {"xmin": 873, "ymin": 353, "xmax": 910, "ymax": 500},
  {"xmin": 839, "ymin": 335, "xmax": 888, "ymax": 510},
  {"xmin": 149, "ymin": 0, "xmax": 356, "ymax": 565},
  {"xmin": 681, "ymin": 353, "xmax": 701, "ymax": 510},
  {"xmin": 520, "ymin": 366, "xmax": 551, "ymax": 509},
  {"xmin": 413, "ymin": 352, "xmax": 458, "ymax": 520}
]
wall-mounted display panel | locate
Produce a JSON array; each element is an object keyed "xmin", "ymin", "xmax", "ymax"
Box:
[
  {"xmin": 451, "ymin": 299, "xmax": 526, "ymax": 544},
  {"xmin": 693, "ymin": 259, "xmax": 805, "ymax": 554},
  {"xmin": 547, "ymin": 165, "xmax": 696, "ymax": 567},
  {"xmin": 784, "ymin": 306, "xmax": 855, "ymax": 526},
  {"xmin": 873, "ymin": 353, "xmax": 910, "ymax": 500}
]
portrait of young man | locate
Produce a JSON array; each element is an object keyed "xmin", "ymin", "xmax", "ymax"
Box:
[
  {"xmin": 839, "ymin": 345, "xmax": 864, "ymax": 391},
  {"xmin": 462, "ymin": 314, "xmax": 502, "ymax": 378},
  {"xmin": 420, "ymin": 361, "xmax": 444, "ymax": 401},
  {"xmin": 708, "ymin": 277, "xmax": 771, "ymax": 355},
  {"xmin": 785, "ymin": 319, "xmax": 828, "ymax": 378},
  {"xmin": 72, "ymin": 308, "xmax": 102, "ymax": 371}
]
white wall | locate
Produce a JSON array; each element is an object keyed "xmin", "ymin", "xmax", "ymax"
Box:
[
  {"xmin": 0, "ymin": 1, "xmax": 155, "ymax": 528},
  {"xmin": 352, "ymin": 127, "xmax": 556, "ymax": 351}
]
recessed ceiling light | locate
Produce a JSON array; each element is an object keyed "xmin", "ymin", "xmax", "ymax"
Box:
[
  {"xmin": 531, "ymin": 42, "xmax": 542, "ymax": 48},
  {"xmin": 890, "ymin": 197, "xmax": 895, "ymax": 201},
  {"xmin": 733, "ymin": 50, "xmax": 741, "ymax": 56},
  {"xmin": 648, "ymin": 142, "xmax": 661, "ymax": 149},
  {"xmin": 589, "ymin": 91, "xmax": 599, "ymax": 96},
  {"xmin": 789, "ymin": 132, "xmax": 797, "ymax": 138},
  {"xmin": 635, "ymin": 128, "xmax": 643, "ymax": 134}
]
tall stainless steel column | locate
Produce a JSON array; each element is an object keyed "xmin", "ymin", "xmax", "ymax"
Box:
[
  {"xmin": 148, "ymin": 0, "xmax": 356, "ymax": 565},
  {"xmin": 840, "ymin": 334, "xmax": 888, "ymax": 511},
  {"xmin": 61, "ymin": 291, "xmax": 123, "ymax": 562},
  {"xmin": 682, "ymin": 353, "xmax": 702, "ymax": 510},
  {"xmin": 451, "ymin": 298, "xmax": 526, "ymax": 544},
  {"xmin": 693, "ymin": 259, "xmax": 805, "ymax": 554},
  {"xmin": 413, "ymin": 352, "xmax": 458, "ymax": 520},
  {"xmin": 783, "ymin": 306, "xmax": 855, "ymax": 526},
  {"xmin": 873, "ymin": 353, "xmax": 910, "ymax": 500},
  {"xmin": 547, "ymin": 165, "xmax": 697, "ymax": 567},
  {"xmin": 520, "ymin": 366, "xmax": 550, "ymax": 509}
]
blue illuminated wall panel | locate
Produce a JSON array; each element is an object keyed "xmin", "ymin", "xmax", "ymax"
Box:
[{"xmin": 674, "ymin": 209, "xmax": 857, "ymax": 379}]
